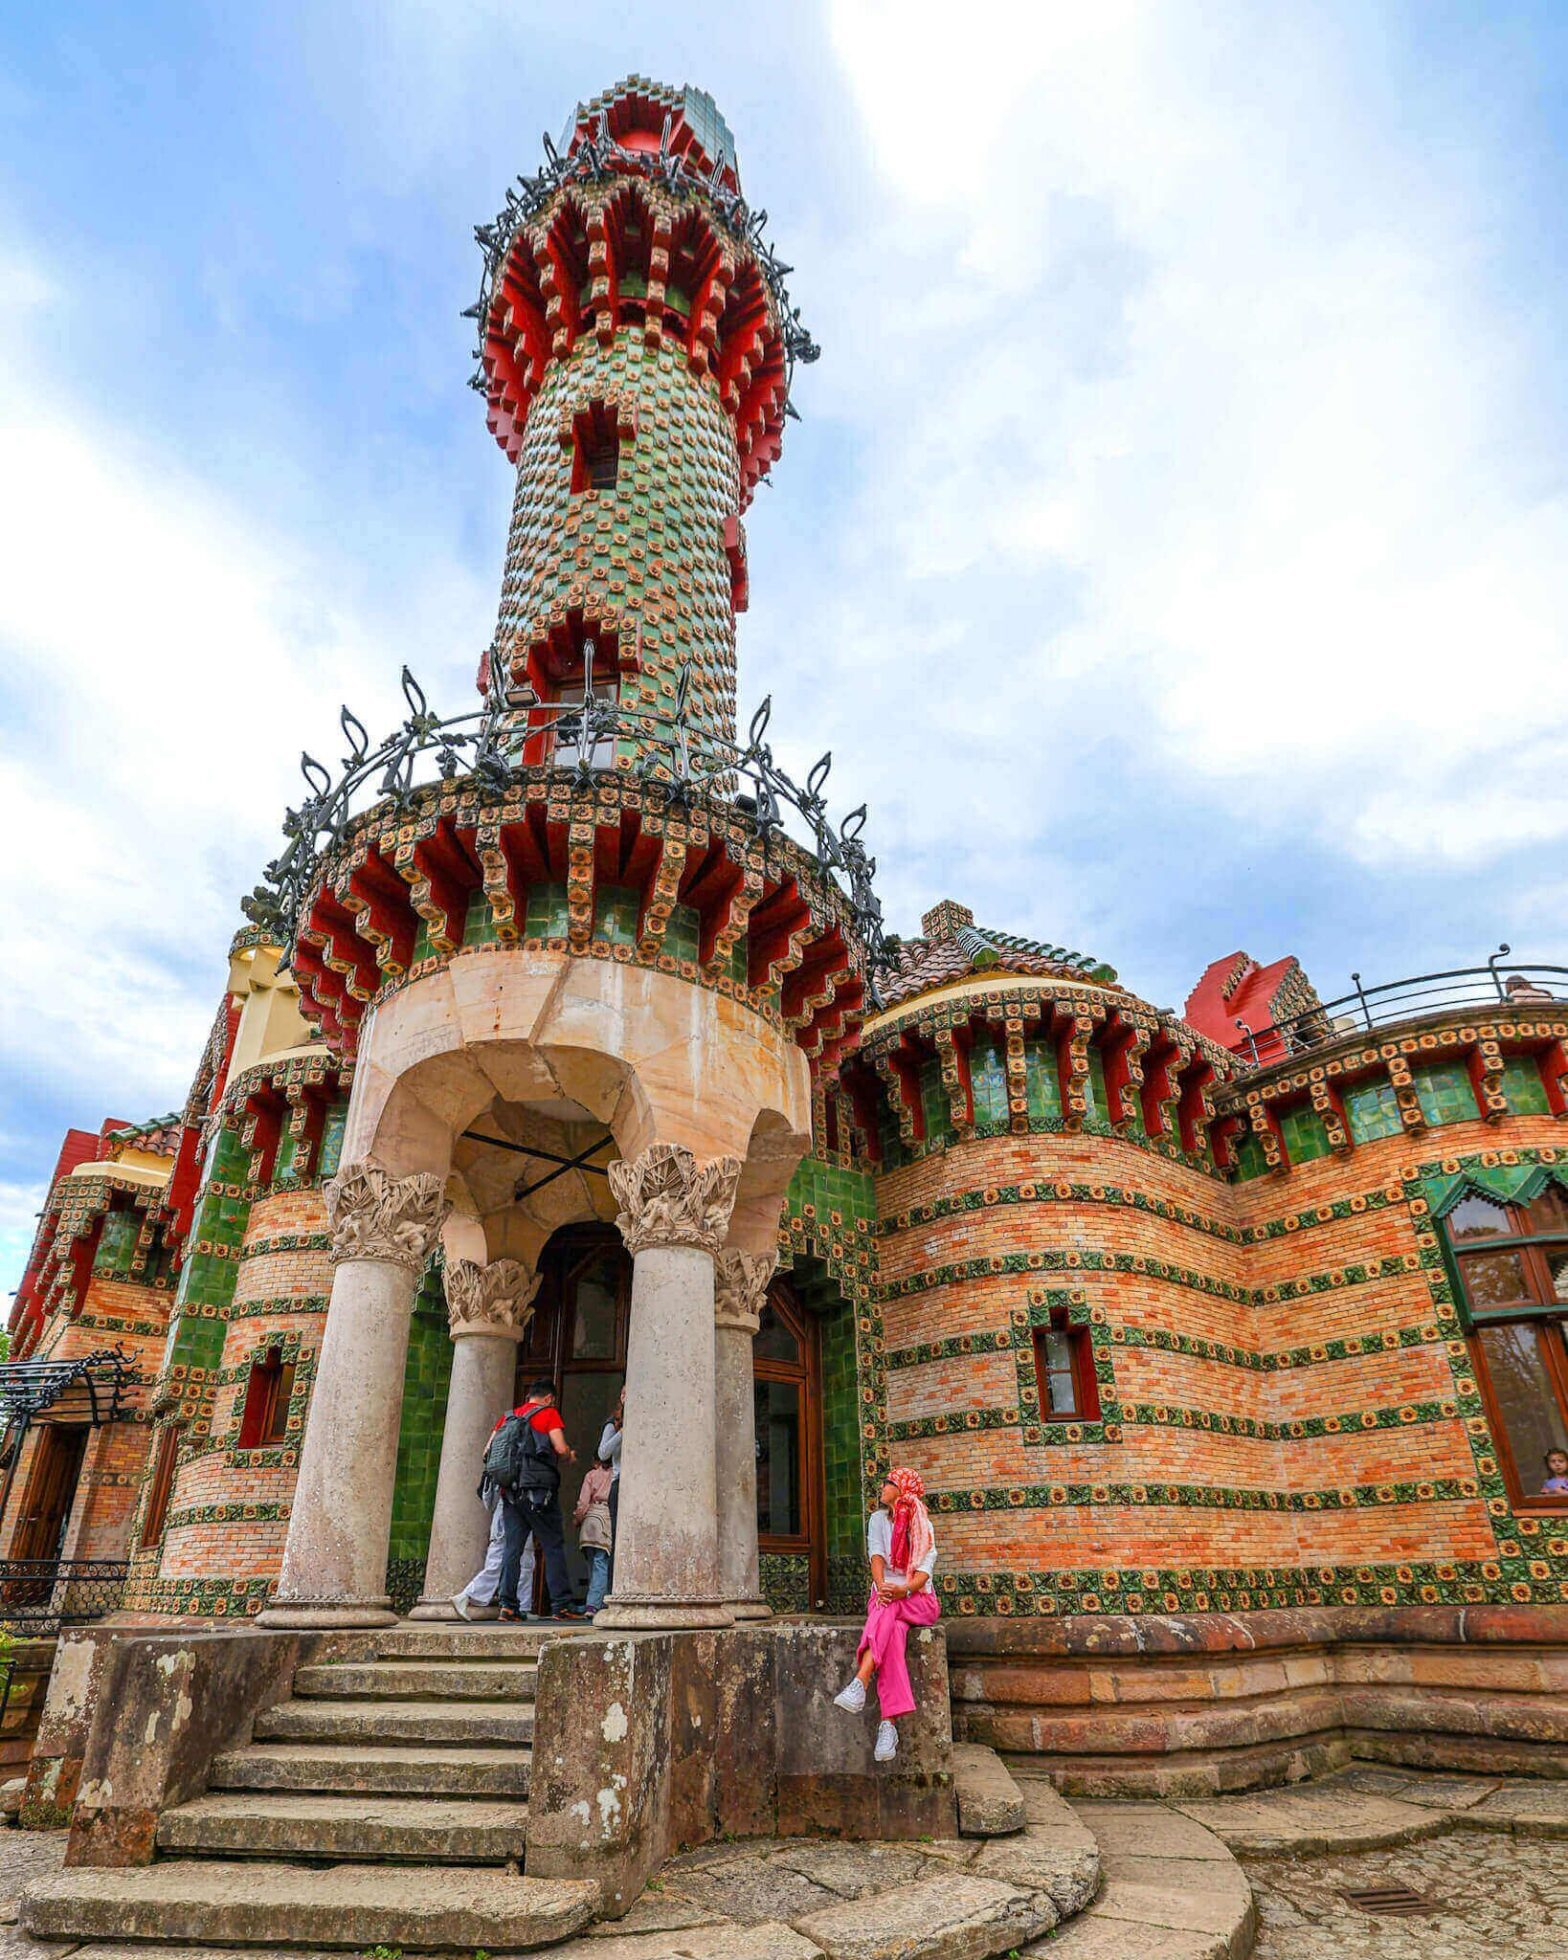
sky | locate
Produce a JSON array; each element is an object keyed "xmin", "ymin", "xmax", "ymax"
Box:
[{"xmin": 4, "ymin": 1, "xmax": 1568, "ymax": 1294}]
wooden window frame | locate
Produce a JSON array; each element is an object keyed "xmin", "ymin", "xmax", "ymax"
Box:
[
  {"xmin": 754, "ymin": 1280, "xmax": 826, "ymax": 1607},
  {"xmin": 237, "ymin": 1347, "xmax": 295, "ymax": 1450},
  {"xmin": 1032, "ymin": 1310, "xmax": 1101, "ymax": 1422},
  {"xmin": 1444, "ymin": 1190, "xmax": 1568, "ymax": 1512},
  {"xmin": 140, "ymin": 1424, "xmax": 181, "ymax": 1547},
  {"xmin": 570, "ymin": 404, "xmax": 621, "ymax": 495}
]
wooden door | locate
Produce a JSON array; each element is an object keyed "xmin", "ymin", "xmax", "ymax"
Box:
[{"xmin": 11, "ymin": 1425, "xmax": 88, "ymax": 1564}]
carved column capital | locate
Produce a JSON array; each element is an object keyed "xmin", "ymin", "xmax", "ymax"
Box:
[
  {"xmin": 324, "ymin": 1157, "xmax": 450, "ymax": 1274},
  {"xmin": 714, "ymin": 1250, "xmax": 775, "ymax": 1333},
  {"xmin": 444, "ymin": 1258, "xmax": 540, "ymax": 1341},
  {"xmin": 609, "ymin": 1142, "xmax": 741, "ymax": 1257}
]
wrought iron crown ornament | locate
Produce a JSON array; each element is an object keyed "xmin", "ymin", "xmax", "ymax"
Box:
[
  {"xmin": 239, "ymin": 648, "xmax": 893, "ymax": 1003},
  {"xmin": 465, "ymin": 107, "xmax": 820, "ymax": 415}
]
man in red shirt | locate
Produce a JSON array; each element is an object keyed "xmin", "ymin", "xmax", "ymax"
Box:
[{"xmin": 494, "ymin": 1378, "xmax": 585, "ymax": 1621}]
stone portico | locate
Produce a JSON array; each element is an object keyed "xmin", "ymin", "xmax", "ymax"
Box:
[{"xmin": 261, "ymin": 948, "xmax": 811, "ymax": 1632}]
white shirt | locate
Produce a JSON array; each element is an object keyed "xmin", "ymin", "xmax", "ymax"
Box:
[
  {"xmin": 598, "ymin": 1420, "xmax": 623, "ymax": 1482},
  {"xmin": 867, "ymin": 1507, "xmax": 938, "ymax": 1586}
]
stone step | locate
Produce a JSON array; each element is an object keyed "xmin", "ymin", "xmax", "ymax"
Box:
[
  {"xmin": 210, "ymin": 1742, "xmax": 530, "ymax": 1798},
  {"xmin": 254, "ymin": 1696, "xmax": 532, "ymax": 1748},
  {"xmin": 21, "ymin": 1859, "xmax": 594, "ymax": 1952},
  {"xmin": 376, "ymin": 1623, "xmax": 559, "ymax": 1661},
  {"xmin": 293, "ymin": 1658, "xmax": 538, "ymax": 1701},
  {"xmin": 157, "ymin": 1791, "xmax": 531, "ymax": 1864}
]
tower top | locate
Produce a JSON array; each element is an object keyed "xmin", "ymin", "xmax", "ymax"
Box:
[
  {"xmin": 561, "ymin": 77, "xmax": 741, "ymax": 192},
  {"xmin": 467, "ymin": 76, "xmax": 816, "ymax": 504}
]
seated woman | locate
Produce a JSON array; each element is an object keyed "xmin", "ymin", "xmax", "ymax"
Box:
[{"xmin": 832, "ymin": 1466, "xmax": 940, "ymax": 1762}]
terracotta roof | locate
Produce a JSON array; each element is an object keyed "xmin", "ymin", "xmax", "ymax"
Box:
[
  {"xmin": 101, "ymin": 1113, "xmax": 183, "ymax": 1160},
  {"xmin": 878, "ymin": 905, "xmax": 1116, "ymax": 1010}
]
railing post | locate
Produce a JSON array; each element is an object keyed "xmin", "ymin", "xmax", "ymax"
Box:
[
  {"xmin": 1351, "ymin": 972, "xmax": 1373, "ymax": 1031},
  {"xmin": 1488, "ymin": 943, "xmax": 1512, "ymax": 1002}
]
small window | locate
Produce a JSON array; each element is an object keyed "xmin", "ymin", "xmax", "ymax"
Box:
[
  {"xmin": 140, "ymin": 1424, "xmax": 180, "ymax": 1547},
  {"xmin": 571, "ymin": 404, "xmax": 620, "ymax": 494},
  {"xmin": 238, "ymin": 1347, "xmax": 295, "ymax": 1449},
  {"xmin": 1032, "ymin": 1311, "xmax": 1100, "ymax": 1421}
]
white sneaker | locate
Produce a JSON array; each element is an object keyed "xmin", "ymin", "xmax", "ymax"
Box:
[
  {"xmin": 832, "ymin": 1678, "xmax": 867, "ymax": 1714},
  {"xmin": 874, "ymin": 1719, "xmax": 898, "ymax": 1762},
  {"xmin": 452, "ymin": 1593, "xmax": 475, "ymax": 1621}
]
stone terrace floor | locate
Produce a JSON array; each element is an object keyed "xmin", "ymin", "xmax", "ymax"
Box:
[{"xmin": 4, "ymin": 1763, "xmax": 1567, "ymax": 1959}]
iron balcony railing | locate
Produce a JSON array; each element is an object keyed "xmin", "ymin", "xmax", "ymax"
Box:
[
  {"xmin": 0, "ymin": 1559, "xmax": 129, "ymax": 1635},
  {"xmin": 1234, "ymin": 947, "xmax": 1568, "ymax": 1066},
  {"xmin": 240, "ymin": 650, "xmax": 894, "ymax": 999}
]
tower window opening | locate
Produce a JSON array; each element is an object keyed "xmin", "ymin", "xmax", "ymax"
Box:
[
  {"xmin": 571, "ymin": 403, "xmax": 620, "ymax": 494},
  {"xmin": 238, "ymin": 1346, "xmax": 295, "ymax": 1449},
  {"xmin": 1033, "ymin": 1310, "xmax": 1100, "ymax": 1421}
]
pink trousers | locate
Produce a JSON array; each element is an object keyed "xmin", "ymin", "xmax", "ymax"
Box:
[{"xmin": 855, "ymin": 1587, "xmax": 941, "ymax": 1719}]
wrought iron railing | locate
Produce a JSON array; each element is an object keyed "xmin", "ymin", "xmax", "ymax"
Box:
[
  {"xmin": 0, "ymin": 1559, "xmax": 129, "ymax": 1635},
  {"xmin": 1234, "ymin": 948, "xmax": 1568, "ymax": 1065},
  {"xmin": 468, "ymin": 108, "xmax": 819, "ymax": 406},
  {"xmin": 241, "ymin": 651, "xmax": 893, "ymax": 1001}
]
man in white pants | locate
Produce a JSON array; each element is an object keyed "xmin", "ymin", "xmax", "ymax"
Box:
[{"xmin": 454, "ymin": 1482, "xmax": 535, "ymax": 1619}]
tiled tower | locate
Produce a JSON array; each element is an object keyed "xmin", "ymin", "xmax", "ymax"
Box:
[{"xmin": 473, "ymin": 78, "xmax": 809, "ymax": 757}]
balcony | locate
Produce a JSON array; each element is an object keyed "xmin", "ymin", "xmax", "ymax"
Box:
[{"xmin": 1233, "ymin": 951, "xmax": 1567, "ymax": 1067}]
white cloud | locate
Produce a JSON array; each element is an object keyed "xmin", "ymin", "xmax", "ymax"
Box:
[
  {"xmin": 0, "ymin": 237, "xmax": 493, "ymax": 1161},
  {"xmin": 817, "ymin": 0, "xmax": 1568, "ymax": 870}
]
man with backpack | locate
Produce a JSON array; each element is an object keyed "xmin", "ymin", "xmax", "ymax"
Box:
[{"xmin": 484, "ymin": 1377, "xmax": 585, "ymax": 1622}]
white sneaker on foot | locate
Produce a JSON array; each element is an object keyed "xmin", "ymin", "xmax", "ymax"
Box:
[
  {"xmin": 833, "ymin": 1677, "xmax": 867, "ymax": 1713},
  {"xmin": 874, "ymin": 1719, "xmax": 898, "ymax": 1762},
  {"xmin": 452, "ymin": 1593, "xmax": 475, "ymax": 1621}
]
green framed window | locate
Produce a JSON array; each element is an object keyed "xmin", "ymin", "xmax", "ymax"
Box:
[
  {"xmin": 1501, "ymin": 1055, "xmax": 1551, "ymax": 1116},
  {"xmin": 970, "ymin": 1033, "xmax": 1009, "ymax": 1131},
  {"xmin": 1344, "ymin": 1078, "xmax": 1402, "ymax": 1144},
  {"xmin": 1230, "ymin": 1130, "xmax": 1270, "ymax": 1183},
  {"xmin": 1279, "ymin": 1102, "xmax": 1332, "ymax": 1167},
  {"xmin": 1414, "ymin": 1062, "xmax": 1479, "ymax": 1128},
  {"xmin": 1440, "ymin": 1184, "xmax": 1568, "ymax": 1508}
]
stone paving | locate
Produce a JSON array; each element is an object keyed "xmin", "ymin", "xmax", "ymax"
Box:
[{"xmin": 1247, "ymin": 1834, "xmax": 1568, "ymax": 1959}]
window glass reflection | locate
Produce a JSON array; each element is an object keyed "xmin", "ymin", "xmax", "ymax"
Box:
[
  {"xmin": 1478, "ymin": 1323, "xmax": 1568, "ymax": 1492},
  {"xmin": 1447, "ymin": 1194, "xmax": 1511, "ymax": 1243},
  {"xmin": 754, "ymin": 1378, "xmax": 802, "ymax": 1536}
]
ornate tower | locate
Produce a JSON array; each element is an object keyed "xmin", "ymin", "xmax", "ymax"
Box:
[{"xmin": 470, "ymin": 78, "xmax": 815, "ymax": 758}]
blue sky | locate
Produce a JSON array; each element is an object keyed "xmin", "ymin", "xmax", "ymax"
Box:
[{"xmin": 5, "ymin": 1, "xmax": 1568, "ymax": 1293}]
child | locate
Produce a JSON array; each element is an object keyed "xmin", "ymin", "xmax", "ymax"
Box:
[
  {"xmin": 574, "ymin": 1454, "xmax": 615, "ymax": 1614},
  {"xmin": 832, "ymin": 1466, "xmax": 940, "ymax": 1762},
  {"xmin": 1542, "ymin": 1448, "xmax": 1568, "ymax": 1495}
]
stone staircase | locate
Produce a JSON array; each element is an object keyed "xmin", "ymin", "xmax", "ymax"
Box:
[{"xmin": 23, "ymin": 1623, "xmax": 598, "ymax": 1951}]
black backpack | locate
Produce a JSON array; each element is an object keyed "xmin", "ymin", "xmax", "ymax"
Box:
[{"xmin": 484, "ymin": 1406, "xmax": 559, "ymax": 1494}]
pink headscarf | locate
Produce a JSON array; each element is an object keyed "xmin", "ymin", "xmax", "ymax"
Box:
[{"xmin": 888, "ymin": 1466, "xmax": 935, "ymax": 1574}]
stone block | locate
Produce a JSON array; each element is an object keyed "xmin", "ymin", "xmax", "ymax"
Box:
[
  {"xmin": 55, "ymin": 1628, "xmax": 364, "ymax": 1866},
  {"xmin": 525, "ymin": 1630, "xmax": 673, "ymax": 1919},
  {"xmin": 951, "ymin": 1743, "xmax": 1025, "ymax": 1836},
  {"xmin": 526, "ymin": 1623, "xmax": 956, "ymax": 1919},
  {"xmin": 793, "ymin": 1871, "xmax": 1054, "ymax": 1960}
]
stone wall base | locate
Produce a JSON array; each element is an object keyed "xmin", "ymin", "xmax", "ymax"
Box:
[
  {"xmin": 526, "ymin": 1619, "xmax": 956, "ymax": 1917},
  {"xmin": 19, "ymin": 1623, "xmax": 375, "ymax": 1851},
  {"xmin": 948, "ymin": 1605, "xmax": 1568, "ymax": 1796}
]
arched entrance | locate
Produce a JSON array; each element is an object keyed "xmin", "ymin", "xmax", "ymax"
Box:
[
  {"xmin": 502, "ymin": 1227, "xmax": 832, "ymax": 1613},
  {"xmin": 511, "ymin": 1222, "xmax": 629, "ymax": 1605}
]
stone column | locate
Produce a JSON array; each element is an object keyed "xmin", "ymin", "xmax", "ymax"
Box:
[
  {"xmin": 596, "ymin": 1142, "xmax": 740, "ymax": 1630},
  {"xmin": 258, "ymin": 1158, "xmax": 448, "ymax": 1629},
  {"xmin": 410, "ymin": 1258, "xmax": 540, "ymax": 1620},
  {"xmin": 714, "ymin": 1249, "xmax": 774, "ymax": 1622}
]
